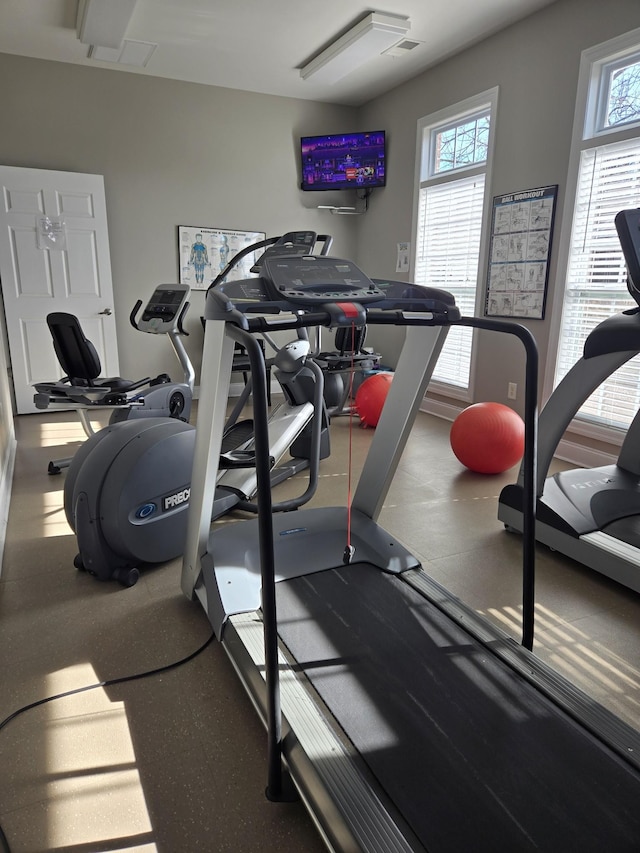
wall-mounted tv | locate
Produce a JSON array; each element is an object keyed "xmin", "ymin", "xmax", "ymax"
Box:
[{"xmin": 300, "ymin": 130, "xmax": 386, "ymax": 191}]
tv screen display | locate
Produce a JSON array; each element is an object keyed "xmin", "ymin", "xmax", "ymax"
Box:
[{"xmin": 300, "ymin": 130, "xmax": 386, "ymax": 191}]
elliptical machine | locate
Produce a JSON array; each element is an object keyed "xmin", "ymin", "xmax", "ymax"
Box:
[
  {"xmin": 35, "ymin": 282, "xmax": 194, "ymax": 472},
  {"xmin": 64, "ymin": 231, "xmax": 331, "ymax": 587}
]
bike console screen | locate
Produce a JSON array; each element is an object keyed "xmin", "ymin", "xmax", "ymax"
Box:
[{"xmin": 139, "ymin": 284, "xmax": 190, "ymax": 330}]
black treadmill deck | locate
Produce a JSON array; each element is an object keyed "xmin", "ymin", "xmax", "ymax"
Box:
[{"xmin": 276, "ymin": 563, "xmax": 640, "ymax": 853}]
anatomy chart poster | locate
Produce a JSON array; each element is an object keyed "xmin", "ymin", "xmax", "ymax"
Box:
[{"xmin": 178, "ymin": 226, "xmax": 265, "ymax": 289}]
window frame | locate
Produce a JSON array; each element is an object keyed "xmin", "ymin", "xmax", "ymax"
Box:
[
  {"xmin": 545, "ymin": 26, "xmax": 640, "ymax": 446},
  {"xmin": 586, "ymin": 42, "xmax": 640, "ymax": 141},
  {"xmin": 428, "ymin": 109, "xmax": 491, "ymax": 177},
  {"xmin": 411, "ymin": 87, "xmax": 499, "ymax": 402}
]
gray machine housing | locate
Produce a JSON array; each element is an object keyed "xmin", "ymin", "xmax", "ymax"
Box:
[{"xmin": 65, "ymin": 418, "xmax": 195, "ymax": 587}]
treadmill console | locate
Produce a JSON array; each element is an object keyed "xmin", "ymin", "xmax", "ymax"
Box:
[
  {"xmin": 211, "ymin": 256, "xmax": 460, "ymax": 324},
  {"xmin": 261, "ymin": 255, "xmax": 384, "ymax": 305},
  {"xmin": 138, "ymin": 283, "xmax": 190, "ymax": 333},
  {"xmin": 251, "ymin": 231, "xmax": 318, "ymax": 272},
  {"xmin": 615, "ymin": 209, "xmax": 640, "ymax": 306}
]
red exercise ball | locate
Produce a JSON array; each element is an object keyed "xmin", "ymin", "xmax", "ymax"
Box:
[
  {"xmin": 355, "ymin": 372, "xmax": 393, "ymax": 428},
  {"xmin": 450, "ymin": 402, "xmax": 524, "ymax": 474}
]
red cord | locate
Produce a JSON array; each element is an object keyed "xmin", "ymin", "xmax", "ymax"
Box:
[{"xmin": 345, "ymin": 323, "xmax": 356, "ymax": 554}]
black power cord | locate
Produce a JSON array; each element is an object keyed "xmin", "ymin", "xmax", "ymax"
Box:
[{"xmin": 0, "ymin": 631, "xmax": 215, "ymax": 853}]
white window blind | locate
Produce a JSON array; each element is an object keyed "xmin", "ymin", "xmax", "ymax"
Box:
[
  {"xmin": 415, "ymin": 173, "xmax": 486, "ymax": 387},
  {"xmin": 555, "ymin": 137, "xmax": 640, "ymax": 427}
]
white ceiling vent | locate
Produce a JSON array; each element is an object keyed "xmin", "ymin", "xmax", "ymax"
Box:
[
  {"xmin": 383, "ymin": 39, "xmax": 422, "ymax": 57},
  {"xmin": 89, "ymin": 39, "xmax": 156, "ymax": 67}
]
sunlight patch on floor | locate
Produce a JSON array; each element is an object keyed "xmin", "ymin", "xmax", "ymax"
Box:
[
  {"xmin": 38, "ymin": 420, "xmax": 94, "ymax": 449},
  {"xmin": 41, "ymin": 489, "xmax": 72, "ymax": 537},
  {"xmin": 483, "ymin": 602, "xmax": 640, "ymax": 728},
  {"xmin": 45, "ymin": 663, "xmax": 157, "ymax": 851}
]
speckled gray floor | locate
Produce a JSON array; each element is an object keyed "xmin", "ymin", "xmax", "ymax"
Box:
[{"xmin": 1, "ymin": 401, "xmax": 639, "ymax": 852}]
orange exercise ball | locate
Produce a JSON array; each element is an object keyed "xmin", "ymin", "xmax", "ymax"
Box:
[
  {"xmin": 450, "ymin": 402, "xmax": 525, "ymax": 474},
  {"xmin": 355, "ymin": 372, "xmax": 393, "ymax": 428}
]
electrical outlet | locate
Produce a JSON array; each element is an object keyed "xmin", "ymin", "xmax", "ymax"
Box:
[{"xmin": 508, "ymin": 382, "xmax": 517, "ymax": 400}]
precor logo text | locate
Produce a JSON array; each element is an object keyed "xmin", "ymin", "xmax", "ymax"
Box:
[{"xmin": 162, "ymin": 487, "xmax": 190, "ymax": 511}]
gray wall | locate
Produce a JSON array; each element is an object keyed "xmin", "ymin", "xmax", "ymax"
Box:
[
  {"xmin": 357, "ymin": 0, "xmax": 640, "ymax": 416},
  {"xmin": 0, "ymin": 0, "xmax": 638, "ymax": 423},
  {"xmin": 0, "ymin": 53, "xmax": 356, "ymax": 386}
]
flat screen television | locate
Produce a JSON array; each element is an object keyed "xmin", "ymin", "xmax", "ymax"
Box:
[{"xmin": 300, "ymin": 130, "xmax": 386, "ymax": 191}]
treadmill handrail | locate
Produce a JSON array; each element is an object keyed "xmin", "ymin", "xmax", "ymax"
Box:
[
  {"xmin": 245, "ymin": 309, "xmax": 538, "ymax": 799},
  {"xmin": 455, "ymin": 316, "xmax": 538, "ymax": 651}
]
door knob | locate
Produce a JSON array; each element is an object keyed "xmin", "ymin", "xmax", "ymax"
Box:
[{"xmin": 99, "ymin": 308, "xmax": 112, "ymax": 315}]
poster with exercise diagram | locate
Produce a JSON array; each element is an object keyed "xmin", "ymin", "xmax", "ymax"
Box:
[
  {"xmin": 178, "ymin": 226, "xmax": 266, "ymax": 289},
  {"xmin": 485, "ymin": 185, "xmax": 557, "ymax": 319}
]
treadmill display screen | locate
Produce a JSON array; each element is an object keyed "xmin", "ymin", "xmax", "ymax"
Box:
[{"xmin": 261, "ymin": 257, "xmax": 383, "ymax": 304}]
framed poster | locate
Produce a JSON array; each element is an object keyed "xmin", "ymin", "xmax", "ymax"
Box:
[
  {"xmin": 178, "ymin": 225, "xmax": 266, "ymax": 289},
  {"xmin": 485, "ymin": 185, "xmax": 558, "ymax": 319}
]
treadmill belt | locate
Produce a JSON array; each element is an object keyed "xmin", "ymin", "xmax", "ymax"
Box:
[{"xmin": 276, "ymin": 563, "xmax": 640, "ymax": 853}]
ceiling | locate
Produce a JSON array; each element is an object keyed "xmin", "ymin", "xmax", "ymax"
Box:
[{"xmin": 0, "ymin": 0, "xmax": 558, "ymax": 107}]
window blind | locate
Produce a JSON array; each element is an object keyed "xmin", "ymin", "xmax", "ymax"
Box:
[
  {"xmin": 415, "ymin": 173, "xmax": 485, "ymax": 387},
  {"xmin": 555, "ymin": 137, "xmax": 640, "ymax": 427}
]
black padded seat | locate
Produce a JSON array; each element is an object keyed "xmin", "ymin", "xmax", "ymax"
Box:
[
  {"xmin": 47, "ymin": 313, "xmax": 139, "ymax": 390},
  {"xmin": 317, "ymin": 325, "xmax": 379, "ymax": 371}
]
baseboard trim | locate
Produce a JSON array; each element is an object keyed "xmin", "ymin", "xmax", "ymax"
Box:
[
  {"xmin": 555, "ymin": 437, "xmax": 616, "ymax": 469},
  {"xmin": 419, "ymin": 396, "xmax": 461, "ymax": 422},
  {"xmin": 194, "ymin": 381, "xmax": 279, "ymax": 401},
  {"xmin": 0, "ymin": 437, "xmax": 17, "ymax": 578},
  {"xmin": 199, "ymin": 384, "xmax": 619, "ymax": 472},
  {"xmin": 420, "ymin": 397, "xmax": 617, "ymax": 470}
]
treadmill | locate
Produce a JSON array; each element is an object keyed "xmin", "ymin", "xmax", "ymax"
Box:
[
  {"xmin": 181, "ymin": 254, "xmax": 640, "ymax": 852},
  {"xmin": 499, "ymin": 208, "xmax": 640, "ymax": 594}
]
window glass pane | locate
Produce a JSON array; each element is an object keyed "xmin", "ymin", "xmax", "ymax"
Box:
[
  {"xmin": 606, "ymin": 60, "xmax": 640, "ymax": 128},
  {"xmin": 433, "ymin": 115, "xmax": 489, "ymax": 174}
]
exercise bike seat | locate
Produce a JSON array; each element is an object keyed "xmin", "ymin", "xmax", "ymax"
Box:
[
  {"xmin": 317, "ymin": 325, "xmax": 379, "ymax": 371},
  {"xmin": 46, "ymin": 312, "xmax": 148, "ymax": 392}
]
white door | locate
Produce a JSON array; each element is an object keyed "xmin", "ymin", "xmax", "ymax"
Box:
[{"xmin": 0, "ymin": 166, "xmax": 119, "ymax": 414}]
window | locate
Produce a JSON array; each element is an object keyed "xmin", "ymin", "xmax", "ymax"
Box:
[
  {"xmin": 413, "ymin": 90, "xmax": 497, "ymax": 394},
  {"xmin": 602, "ymin": 57, "xmax": 640, "ymax": 129},
  {"xmin": 434, "ymin": 114, "xmax": 491, "ymax": 173},
  {"xmin": 552, "ymin": 30, "xmax": 640, "ymax": 432}
]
